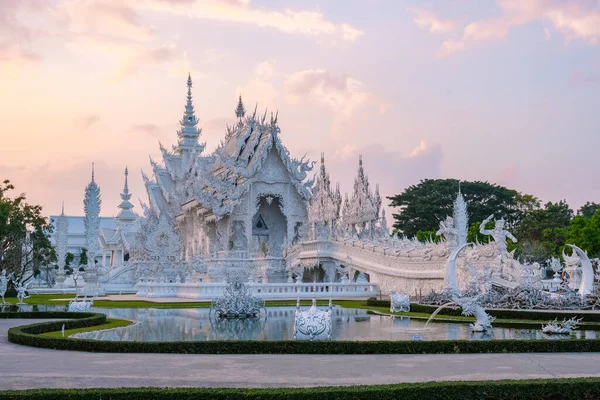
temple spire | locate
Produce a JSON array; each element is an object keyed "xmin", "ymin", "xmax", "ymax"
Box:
[
  {"xmin": 235, "ymin": 95, "xmax": 246, "ymax": 119},
  {"xmin": 61, "ymin": 201, "xmax": 65, "ymax": 216},
  {"xmin": 176, "ymin": 73, "xmax": 202, "ymax": 152},
  {"xmin": 116, "ymin": 166, "xmax": 136, "ymax": 224},
  {"xmin": 91, "ymin": 163, "xmax": 95, "ymax": 183}
]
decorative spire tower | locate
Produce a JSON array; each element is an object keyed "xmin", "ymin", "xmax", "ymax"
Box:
[
  {"xmin": 83, "ymin": 163, "xmax": 102, "ymax": 294},
  {"xmin": 176, "ymin": 74, "xmax": 202, "ymax": 152},
  {"xmin": 453, "ymin": 182, "xmax": 468, "ymax": 246},
  {"xmin": 55, "ymin": 202, "xmax": 69, "ymax": 287},
  {"xmin": 116, "ymin": 167, "xmax": 137, "ymax": 225}
]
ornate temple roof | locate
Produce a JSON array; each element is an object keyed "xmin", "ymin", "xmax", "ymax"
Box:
[{"xmin": 145, "ymin": 76, "xmax": 315, "ymax": 220}]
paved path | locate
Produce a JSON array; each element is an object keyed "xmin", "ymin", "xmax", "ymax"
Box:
[{"xmin": 2, "ymin": 319, "xmax": 600, "ymax": 389}]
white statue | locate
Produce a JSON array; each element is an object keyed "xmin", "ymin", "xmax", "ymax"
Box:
[
  {"xmin": 436, "ymin": 216, "xmax": 458, "ymax": 249},
  {"xmin": 542, "ymin": 317, "xmax": 581, "ymax": 335},
  {"xmin": 479, "ymin": 214, "xmax": 517, "ymax": 261},
  {"xmin": 565, "ymin": 244, "xmax": 594, "ymax": 297},
  {"xmin": 444, "ymin": 243, "xmax": 471, "ymax": 293},
  {"xmin": 452, "ymin": 295, "xmax": 495, "ymax": 332},
  {"xmin": 14, "ymin": 280, "xmax": 31, "ymax": 305},
  {"xmin": 68, "ymin": 294, "xmax": 95, "ymax": 312},
  {"xmin": 390, "ymin": 291, "xmax": 410, "ymax": 312},
  {"xmin": 294, "ymin": 294, "xmax": 332, "ymax": 341},
  {"xmin": 0, "ymin": 269, "xmax": 14, "ymax": 304}
]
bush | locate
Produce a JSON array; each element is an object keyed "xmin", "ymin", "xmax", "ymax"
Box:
[{"xmin": 2, "ymin": 379, "xmax": 600, "ymax": 400}]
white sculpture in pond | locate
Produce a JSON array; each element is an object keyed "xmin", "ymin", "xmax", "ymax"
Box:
[
  {"xmin": 390, "ymin": 291, "xmax": 410, "ymax": 312},
  {"xmin": 444, "ymin": 243, "xmax": 471, "ymax": 293},
  {"xmin": 68, "ymin": 294, "xmax": 95, "ymax": 312},
  {"xmin": 479, "ymin": 214, "xmax": 517, "ymax": 261},
  {"xmin": 0, "ymin": 269, "xmax": 14, "ymax": 305},
  {"xmin": 294, "ymin": 294, "xmax": 332, "ymax": 341},
  {"xmin": 453, "ymin": 295, "xmax": 495, "ymax": 332},
  {"xmin": 542, "ymin": 317, "xmax": 581, "ymax": 335},
  {"xmin": 565, "ymin": 244, "xmax": 594, "ymax": 297}
]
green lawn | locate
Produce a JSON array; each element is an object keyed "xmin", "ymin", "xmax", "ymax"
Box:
[{"xmin": 40, "ymin": 318, "xmax": 132, "ymax": 337}]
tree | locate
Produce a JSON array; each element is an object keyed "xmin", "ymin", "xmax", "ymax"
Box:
[
  {"xmin": 78, "ymin": 248, "xmax": 88, "ymax": 268},
  {"xmin": 578, "ymin": 202, "xmax": 600, "ymax": 218},
  {"xmin": 0, "ymin": 180, "xmax": 55, "ymax": 282},
  {"xmin": 514, "ymin": 200, "xmax": 573, "ymax": 243},
  {"xmin": 65, "ymin": 252, "xmax": 74, "ymax": 268},
  {"xmin": 388, "ymin": 179, "xmax": 538, "ymax": 237}
]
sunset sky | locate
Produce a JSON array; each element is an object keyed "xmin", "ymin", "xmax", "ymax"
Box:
[{"xmin": 1, "ymin": 0, "xmax": 599, "ymax": 219}]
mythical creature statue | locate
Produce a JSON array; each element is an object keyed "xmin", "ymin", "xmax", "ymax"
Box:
[
  {"xmin": 0, "ymin": 269, "xmax": 14, "ymax": 305},
  {"xmin": 68, "ymin": 294, "xmax": 95, "ymax": 312},
  {"xmin": 479, "ymin": 214, "xmax": 517, "ymax": 261},
  {"xmin": 436, "ymin": 216, "xmax": 458, "ymax": 249},
  {"xmin": 542, "ymin": 317, "xmax": 581, "ymax": 335},
  {"xmin": 292, "ymin": 155, "xmax": 316, "ymax": 182},
  {"xmin": 565, "ymin": 244, "xmax": 594, "ymax": 297},
  {"xmin": 390, "ymin": 291, "xmax": 410, "ymax": 312},
  {"xmin": 452, "ymin": 294, "xmax": 495, "ymax": 332}
]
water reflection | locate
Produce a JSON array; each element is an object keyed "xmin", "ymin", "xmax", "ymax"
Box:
[{"xmin": 66, "ymin": 307, "xmax": 600, "ymax": 342}]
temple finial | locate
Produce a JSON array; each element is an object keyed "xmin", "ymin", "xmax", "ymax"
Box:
[
  {"xmin": 235, "ymin": 95, "xmax": 245, "ymax": 118},
  {"xmin": 123, "ymin": 166, "xmax": 129, "ymax": 194},
  {"xmin": 91, "ymin": 163, "xmax": 95, "ymax": 183},
  {"xmin": 61, "ymin": 201, "xmax": 65, "ymax": 216},
  {"xmin": 187, "ymin": 73, "xmax": 192, "ymax": 89}
]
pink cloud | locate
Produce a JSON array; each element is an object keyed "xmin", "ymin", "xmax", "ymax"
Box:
[{"xmin": 410, "ymin": 8, "xmax": 457, "ymax": 34}]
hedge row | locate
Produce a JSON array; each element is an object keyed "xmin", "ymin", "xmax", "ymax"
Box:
[
  {"xmin": 3, "ymin": 378, "xmax": 600, "ymax": 400},
  {"xmin": 7, "ymin": 314, "xmax": 600, "ymax": 354},
  {"xmin": 366, "ymin": 298, "xmax": 600, "ymax": 322}
]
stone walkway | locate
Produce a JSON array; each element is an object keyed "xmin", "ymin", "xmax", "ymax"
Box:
[{"xmin": 2, "ymin": 319, "xmax": 600, "ymax": 390}]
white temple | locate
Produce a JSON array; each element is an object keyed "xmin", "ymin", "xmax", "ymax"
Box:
[{"xmin": 46, "ymin": 74, "xmax": 574, "ymax": 300}]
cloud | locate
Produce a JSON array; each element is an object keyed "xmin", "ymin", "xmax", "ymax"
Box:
[
  {"xmin": 285, "ymin": 69, "xmax": 389, "ymax": 139},
  {"xmin": 146, "ymin": 0, "xmax": 364, "ymax": 42},
  {"xmin": 236, "ymin": 61, "xmax": 279, "ymax": 111},
  {"xmin": 76, "ymin": 115, "xmax": 100, "ymax": 130},
  {"xmin": 411, "ymin": 8, "xmax": 457, "ymax": 34},
  {"xmin": 423, "ymin": 0, "xmax": 600, "ymax": 57},
  {"xmin": 130, "ymin": 123, "xmax": 162, "ymax": 138},
  {"xmin": 63, "ymin": 0, "xmax": 154, "ymax": 42}
]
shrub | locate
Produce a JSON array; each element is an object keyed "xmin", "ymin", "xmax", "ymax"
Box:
[{"xmin": 2, "ymin": 378, "xmax": 600, "ymax": 400}]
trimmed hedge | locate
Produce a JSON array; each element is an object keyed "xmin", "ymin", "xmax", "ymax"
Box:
[
  {"xmin": 367, "ymin": 298, "xmax": 600, "ymax": 322},
  {"xmin": 2, "ymin": 379, "xmax": 600, "ymax": 400},
  {"xmin": 8, "ymin": 315, "xmax": 600, "ymax": 354}
]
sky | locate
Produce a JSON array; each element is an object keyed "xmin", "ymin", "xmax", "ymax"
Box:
[{"xmin": 1, "ymin": 0, "xmax": 599, "ymax": 220}]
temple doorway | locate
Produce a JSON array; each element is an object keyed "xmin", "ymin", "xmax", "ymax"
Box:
[{"xmin": 252, "ymin": 195, "xmax": 287, "ymax": 257}]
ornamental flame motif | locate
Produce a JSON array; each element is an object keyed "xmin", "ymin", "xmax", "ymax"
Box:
[{"xmin": 293, "ymin": 295, "xmax": 332, "ymax": 341}]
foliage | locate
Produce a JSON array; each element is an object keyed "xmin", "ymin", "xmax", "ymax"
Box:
[
  {"xmin": 388, "ymin": 179, "xmax": 538, "ymax": 237},
  {"xmin": 0, "ymin": 180, "xmax": 55, "ymax": 282},
  {"xmin": 3, "ymin": 379, "xmax": 600, "ymax": 400},
  {"xmin": 578, "ymin": 202, "xmax": 600, "ymax": 218},
  {"xmin": 415, "ymin": 230, "xmax": 440, "ymax": 243},
  {"xmin": 78, "ymin": 248, "xmax": 88, "ymax": 266},
  {"xmin": 65, "ymin": 252, "xmax": 74, "ymax": 268}
]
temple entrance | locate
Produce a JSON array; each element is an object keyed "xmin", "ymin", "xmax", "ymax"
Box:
[{"xmin": 252, "ymin": 195, "xmax": 287, "ymax": 257}]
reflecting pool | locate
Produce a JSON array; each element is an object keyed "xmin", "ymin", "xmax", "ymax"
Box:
[{"xmin": 61, "ymin": 306, "xmax": 600, "ymax": 342}]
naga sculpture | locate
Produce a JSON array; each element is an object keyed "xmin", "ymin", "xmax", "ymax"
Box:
[
  {"xmin": 542, "ymin": 317, "xmax": 581, "ymax": 335},
  {"xmin": 390, "ymin": 291, "xmax": 410, "ymax": 312},
  {"xmin": 452, "ymin": 295, "xmax": 495, "ymax": 332}
]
